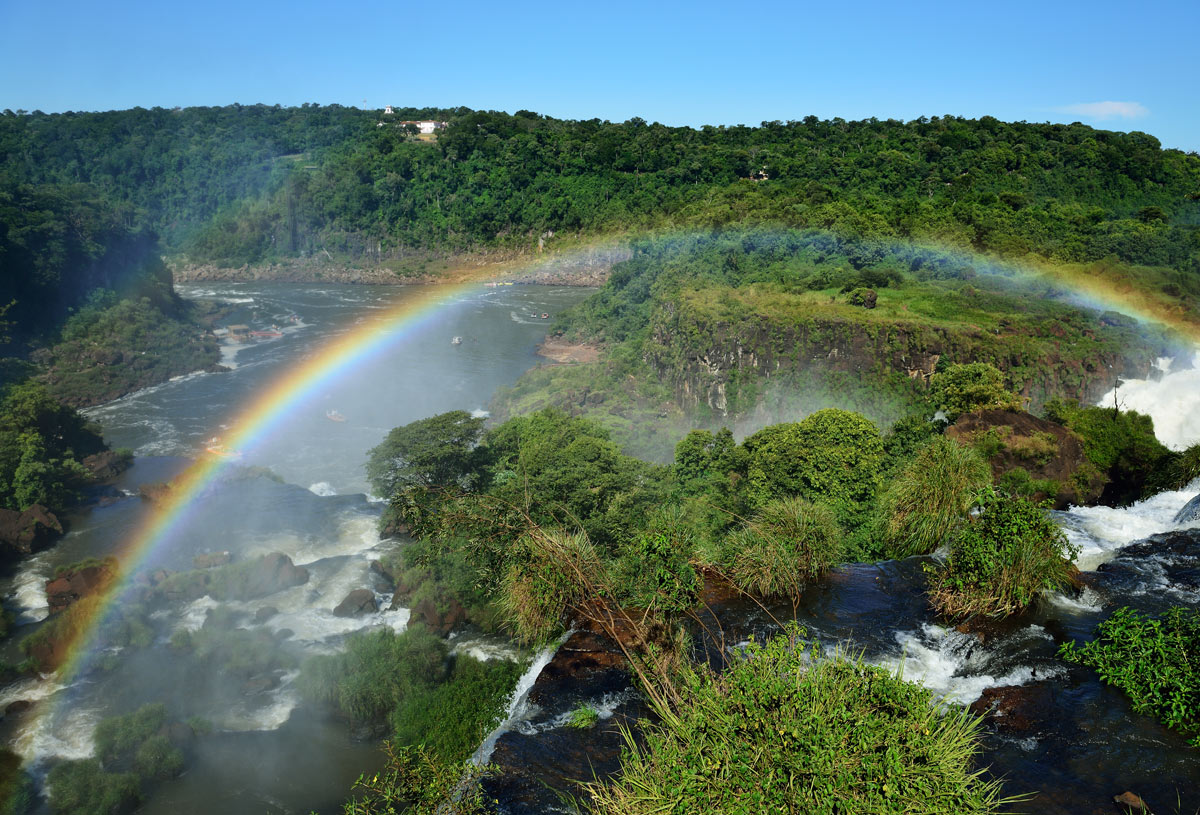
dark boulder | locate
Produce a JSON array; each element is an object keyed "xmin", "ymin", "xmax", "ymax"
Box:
[
  {"xmin": 1174, "ymin": 493, "xmax": 1200, "ymax": 524},
  {"xmin": 333, "ymin": 588, "xmax": 378, "ymax": 617},
  {"xmin": 4, "ymin": 700, "xmax": 33, "ymax": 716},
  {"xmin": 254, "ymin": 606, "xmax": 278, "ymax": 623},
  {"xmin": 81, "ymin": 450, "xmax": 132, "ymax": 482},
  {"xmin": 0, "ymin": 505, "xmax": 63, "ymax": 557}
]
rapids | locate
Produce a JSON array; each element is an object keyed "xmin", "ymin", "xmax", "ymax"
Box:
[{"xmin": 0, "ymin": 283, "xmax": 592, "ymax": 814}]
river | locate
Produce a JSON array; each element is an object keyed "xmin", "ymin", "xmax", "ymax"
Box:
[
  {"xmin": 2, "ymin": 282, "xmax": 1199, "ymax": 814},
  {"xmin": 0, "ymin": 282, "xmax": 592, "ymax": 814}
]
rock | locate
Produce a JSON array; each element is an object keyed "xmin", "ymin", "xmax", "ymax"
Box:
[
  {"xmin": 254, "ymin": 606, "xmax": 278, "ymax": 623},
  {"xmin": 139, "ymin": 481, "xmax": 176, "ymax": 505},
  {"xmin": 45, "ymin": 560, "xmax": 118, "ymax": 613},
  {"xmin": 1114, "ymin": 791, "xmax": 1151, "ymax": 813},
  {"xmin": 945, "ymin": 409, "xmax": 1104, "ymax": 508},
  {"xmin": 333, "ymin": 588, "xmax": 378, "ymax": 617},
  {"xmin": 193, "ymin": 551, "xmax": 232, "ymax": 569},
  {"xmin": 369, "ymin": 559, "xmax": 396, "ymax": 588},
  {"xmin": 0, "ymin": 504, "xmax": 64, "ymax": 557},
  {"xmin": 81, "ymin": 450, "xmax": 131, "ymax": 482},
  {"xmin": 968, "ymin": 683, "xmax": 1055, "ymax": 734},
  {"xmin": 4, "ymin": 700, "xmax": 33, "ymax": 715},
  {"xmin": 408, "ymin": 592, "xmax": 466, "ymax": 636},
  {"xmin": 1173, "ymin": 493, "xmax": 1200, "ymax": 524},
  {"xmin": 274, "ymin": 628, "xmax": 294, "ymax": 641},
  {"xmin": 234, "ymin": 552, "xmax": 309, "ymax": 600},
  {"xmin": 241, "ymin": 674, "xmax": 282, "ymax": 695}
]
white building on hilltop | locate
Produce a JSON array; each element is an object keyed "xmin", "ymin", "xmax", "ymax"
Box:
[{"xmin": 398, "ymin": 120, "xmax": 448, "ymax": 135}]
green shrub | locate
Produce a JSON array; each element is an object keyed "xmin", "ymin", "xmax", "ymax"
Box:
[
  {"xmin": 612, "ymin": 524, "xmax": 699, "ymax": 614},
  {"xmin": 720, "ymin": 497, "xmax": 841, "ymax": 598},
  {"xmin": 587, "ymin": 624, "xmax": 1012, "ymax": 814},
  {"xmin": 567, "ymin": 704, "xmax": 600, "ymax": 729},
  {"xmin": 743, "ymin": 409, "xmax": 885, "ymax": 513},
  {"xmin": 876, "ymin": 437, "xmax": 992, "ymax": 558},
  {"xmin": 1043, "ymin": 401, "xmax": 1171, "ymax": 502},
  {"xmin": 929, "ymin": 363, "xmax": 1022, "ymax": 420},
  {"xmin": 0, "ymin": 749, "xmax": 34, "ymax": 815},
  {"xmin": 94, "ymin": 703, "xmax": 167, "ymax": 766},
  {"xmin": 1059, "ymin": 606, "xmax": 1200, "ymax": 746},
  {"xmin": 132, "ymin": 734, "xmax": 184, "ymax": 780},
  {"xmin": 298, "ymin": 626, "xmax": 447, "ymax": 722},
  {"xmin": 338, "ymin": 742, "xmax": 492, "ymax": 815},
  {"xmin": 390, "ymin": 654, "xmax": 523, "ymax": 762},
  {"xmin": 45, "ymin": 759, "xmax": 140, "ymax": 815},
  {"xmin": 926, "ymin": 489, "xmax": 1078, "ymax": 618}
]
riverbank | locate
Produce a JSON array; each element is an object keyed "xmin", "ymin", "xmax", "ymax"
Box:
[{"xmin": 168, "ymin": 242, "xmax": 630, "ymax": 288}]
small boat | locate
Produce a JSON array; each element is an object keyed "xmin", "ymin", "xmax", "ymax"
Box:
[
  {"xmin": 205, "ymin": 437, "xmax": 242, "ymax": 459},
  {"xmin": 540, "ymin": 313, "xmax": 550, "ymax": 319},
  {"xmin": 326, "ymin": 409, "xmax": 347, "ymax": 423},
  {"xmin": 451, "ymin": 336, "xmax": 463, "ymax": 345}
]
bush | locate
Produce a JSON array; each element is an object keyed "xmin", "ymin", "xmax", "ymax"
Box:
[
  {"xmin": 612, "ymin": 524, "xmax": 700, "ymax": 615},
  {"xmin": 876, "ymin": 437, "xmax": 992, "ymax": 558},
  {"xmin": 0, "ymin": 749, "xmax": 34, "ymax": 815},
  {"xmin": 390, "ymin": 654, "xmax": 523, "ymax": 762},
  {"xmin": 926, "ymin": 489, "xmax": 1078, "ymax": 618},
  {"xmin": 587, "ymin": 624, "xmax": 1012, "ymax": 814},
  {"xmin": 338, "ymin": 742, "xmax": 492, "ymax": 815},
  {"xmin": 567, "ymin": 704, "xmax": 600, "ymax": 729},
  {"xmin": 720, "ymin": 497, "xmax": 841, "ymax": 598},
  {"xmin": 498, "ymin": 529, "xmax": 601, "ymax": 644},
  {"xmin": 45, "ymin": 759, "xmax": 140, "ymax": 815},
  {"xmin": 1059, "ymin": 606, "xmax": 1200, "ymax": 746},
  {"xmin": 743, "ymin": 409, "xmax": 885, "ymax": 513},
  {"xmin": 929, "ymin": 363, "xmax": 1022, "ymax": 420},
  {"xmin": 94, "ymin": 703, "xmax": 167, "ymax": 766},
  {"xmin": 1043, "ymin": 401, "xmax": 1172, "ymax": 503},
  {"xmin": 298, "ymin": 626, "xmax": 447, "ymax": 722}
]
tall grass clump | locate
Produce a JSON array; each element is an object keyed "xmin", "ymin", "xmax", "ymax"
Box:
[
  {"xmin": 720, "ymin": 497, "xmax": 840, "ymax": 599},
  {"xmin": 926, "ymin": 488, "xmax": 1078, "ymax": 618},
  {"xmin": 298, "ymin": 626, "xmax": 448, "ymax": 722},
  {"xmin": 1059, "ymin": 606, "xmax": 1200, "ymax": 746},
  {"xmin": 877, "ymin": 437, "xmax": 992, "ymax": 558},
  {"xmin": 587, "ymin": 624, "xmax": 1014, "ymax": 815},
  {"xmin": 498, "ymin": 529, "xmax": 602, "ymax": 644}
]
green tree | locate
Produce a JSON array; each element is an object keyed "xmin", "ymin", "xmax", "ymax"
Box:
[
  {"xmin": 365, "ymin": 410, "xmax": 487, "ymax": 497},
  {"xmin": 743, "ymin": 409, "xmax": 885, "ymax": 512},
  {"xmin": 929, "ymin": 362, "xmax": 1022, "ymax": 420}
]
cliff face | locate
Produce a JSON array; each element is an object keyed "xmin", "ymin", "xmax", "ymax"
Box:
[{"xmin": 644, "ymin": 300, "xmax": 1161, "ymax": 421}]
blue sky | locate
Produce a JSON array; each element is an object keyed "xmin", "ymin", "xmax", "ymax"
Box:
[{"xmin": 2, "ymin": 0, "xmax": 1197, "ymax": 151}]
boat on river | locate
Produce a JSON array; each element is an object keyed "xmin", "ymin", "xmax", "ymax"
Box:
[
  {"xmin": 451, "ymin": 336, "xmax": 463, "ymax": 345},
  {"xmin": 204, "ymin": 437, "xmax": 242, "ymax": 459},
  {"xmin": 326, "ymin": 409, "xmax": 347, "ymax": 422}
]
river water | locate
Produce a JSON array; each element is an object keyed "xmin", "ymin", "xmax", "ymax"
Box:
[
  {"xmin": 0, "ymin": 282, "xmax": 591, "ymax": 814},
  {"xmin": 2, "ymin": 281, "xmax": 1199, "ymax": 814}
]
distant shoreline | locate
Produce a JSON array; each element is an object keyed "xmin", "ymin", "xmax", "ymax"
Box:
[{"xmin": 168, "ymin": 245, "xmax": 630, "ymax": 288}]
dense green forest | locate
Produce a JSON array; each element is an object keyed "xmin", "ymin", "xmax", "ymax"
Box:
[{"xmin": 2, "ymin": 106, "xmax": 1198, "ymax": 272}]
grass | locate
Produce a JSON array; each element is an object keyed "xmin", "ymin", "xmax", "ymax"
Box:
[
  {"xmin": 876, "ymin": 437, "xmax": 992, "ymax": 558},
  {"xmin": 586, "ymin": 623, "xmax": 1015, "ymax": 814},
  {"xmin": 719, "ymin": 497, "xmax": 841, "ymax": 599},
  {"xmin": 1059, "ymin": 606, "xmax": 1200, "ymax": 746},
  {"xmin": 567, "ymin": 704, "xmax": 600, "ymax": 729},
  {"xmin": 926, "ymin": 488, "xmax": 1079, "ymax": 619}
]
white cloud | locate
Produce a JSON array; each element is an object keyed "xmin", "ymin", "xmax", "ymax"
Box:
[{"xmin": 1057, "ymin": 101, "xmax": 1149, "ymax": 120}]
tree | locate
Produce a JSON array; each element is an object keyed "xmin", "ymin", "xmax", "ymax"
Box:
[
  {"xmin": 365, "ymin": 410, "xmax": 486, "ymax": 497},
  {"xmin": 929, "ymin": 362, "xmax": 1022, "ymax": 420},
  {"xmin": 743, "ymin": 409, "xmax": 885, "ymax": 511}
]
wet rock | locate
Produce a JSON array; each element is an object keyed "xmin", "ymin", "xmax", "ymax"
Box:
[
  {"xmin": 254, "ymin": 606, "xmax": 278, "ymax": 623},
  {"xmin": 81, "ymin": 450, "xmax": 132, "ymax": 482},
  {"xmin": 139, "ymin": 481, "xmax": 176, "ymax": 505},
  {"xmin": 408, "ymin": 592, "xmax": 466, "ymax": 636},
  {"xmin": 4, "ymin": 700, "xmax": 33, "ymax": 715},
  {"xmin": 235, "ymin": 552, "xmax": 309, "ymax": 600},
  {"xmin": 45, "ymin": 560, "xmax": 118, "ymax": 613},
  {"xmin": 241, "ymin": 674, "xmax": 282, "ymax": 695},
  {"xmin": 193, "ymin": 551, "xmax": 232, "ymax": 569},
  {"xmin": 369, "ymin": 559, "xmax": 395, "ymax": 588},
  {"xmin": 1114, "ymin": 790, "xmax": 1151, "ymax": 813},
  {"xmin": 1174, "ymin": 493, "xmax": 1200, "ymax": 524},
  {"xmin": 275, "ymin": 628, "xmax": 294, "ymax": 641},
  {"xmin": 0, "ymin": 504, "xmax": 63, "ymax": 557},
  {"xmin": 333, "ymin": 588, "xmax": 378, "ymax": 617},
  {"xmin": 968, "ymin": 683, "xmax": 1055, "ymax": 733}
]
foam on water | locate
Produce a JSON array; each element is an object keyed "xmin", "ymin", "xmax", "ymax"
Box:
[
  {"xmin": 1098, "ymin": 352, "xmax": 1200, "ymax": 451},
  {"xmin": 308, "ymin": 481, "xmax": 337, "ymax": 496},
  {"xmin": 472, "ymin": 638, "xmax": 564, "ymax": 766},
  {"xmin": 13, "ymin": 698, "xmax": 101, "ymax": 765},
  {"xmin": 212, "ymin": 672, "xmax": 302, "ymax": 732},
  {"xmin": 9, "ymin": 550, "xmax": 53, "ymax": 623},
  {"xmin": 874, "ymin": 624, "xmax": 1062, "ymax": 706},
  {"xmin": 1056, "ymin": 480, "xmax": 1200, "ymax": 570},
  {"xmin": 450, "ymin": 637, "xmax": 523, "ymax": 663}
]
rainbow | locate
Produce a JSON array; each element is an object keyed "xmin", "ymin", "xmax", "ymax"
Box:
[
  {"xmin": 56, "ymin": 275, "xmax": 501, "ymax": 680},
  {"xmin": 39, "ymin": 230, "xmax": 1200, "ymax": 694}
]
